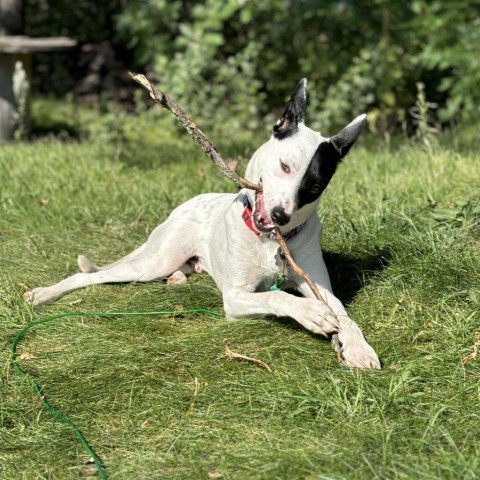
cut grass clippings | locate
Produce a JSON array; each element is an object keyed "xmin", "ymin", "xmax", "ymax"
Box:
[{"xmin": 1, "ymin": 100, "xmax": 480, "ymax": 479}]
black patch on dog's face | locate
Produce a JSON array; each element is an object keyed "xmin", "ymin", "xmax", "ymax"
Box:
[{"xmin": 296, "ymin": 141, "xmax": 342, "ymax": 209}]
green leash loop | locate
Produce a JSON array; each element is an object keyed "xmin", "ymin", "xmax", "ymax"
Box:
[
  {"xmin": 10, "ymin": 308, "xmax": 223, "ymax": 479},
  {"xmin": 269, "ymin": 274, "xmax": 286, "ymax": 291}
]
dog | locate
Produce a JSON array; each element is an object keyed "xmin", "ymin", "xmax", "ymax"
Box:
[{"xmin": 25, "ymin": 79, "xmax": 381, "ymax": 369}]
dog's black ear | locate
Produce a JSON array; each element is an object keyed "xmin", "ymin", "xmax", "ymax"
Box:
[
  {"xmin": 330, "ymin": 114, "xmax": 367, "ymax": 157},
  {"xmin": 273, "ymin": 78, "xmax": 307, "ymax": 139}
]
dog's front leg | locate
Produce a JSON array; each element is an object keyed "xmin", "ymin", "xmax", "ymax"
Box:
[
  {"xmin": 301, "ymin": 284, "xmax": 380, "ymax": 369},
  {"xmin": 223, "ymin": 288, "xmax": 339, "ymax": 337},
  {"xmin": 293, "ymin": 253, "xmax": 381, "ymax": 369}
]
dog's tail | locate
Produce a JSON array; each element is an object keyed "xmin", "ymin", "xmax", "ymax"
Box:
[
  {"xmin": 77, "ymin": 254, "xmax": 101, "ymax": 273},
  {"xmin": 78, "ymin": 245, "xmax": 145, "ymax": 273}
]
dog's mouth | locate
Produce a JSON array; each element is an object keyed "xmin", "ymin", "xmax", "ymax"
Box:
[{"xmin": 253, "ymin": 182, "xmax": 275, "ymax": 233}]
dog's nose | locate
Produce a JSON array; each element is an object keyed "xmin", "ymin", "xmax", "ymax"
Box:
[{"xmin": 271, "ymin": 206, "xmax": 291, "ymax": 226}]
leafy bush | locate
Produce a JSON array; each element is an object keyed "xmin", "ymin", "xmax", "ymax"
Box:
[
  {"xmin": 115, "ymin": 0, "xmax": 480, "ymax": 133},
  {"xmin": 24, "ymin": 0, "xmax": 480, "ymax": 134},
  {"xmin": 410, "ymin": 0, "xmax": 480, "ymax": 123}
]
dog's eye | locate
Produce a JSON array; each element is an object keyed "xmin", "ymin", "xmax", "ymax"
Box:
[
  {"xmin": 280, "ymin": 160, "xmax": 291, "ymax": 174},
  {"xmin": 309, "ymin": 184, "xmax": 322, "ymax": 194}
]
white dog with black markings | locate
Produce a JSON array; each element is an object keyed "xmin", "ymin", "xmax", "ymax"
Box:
[{"xmin": 25, "ymin": 79, "xmax": 381, "ymax": 369}]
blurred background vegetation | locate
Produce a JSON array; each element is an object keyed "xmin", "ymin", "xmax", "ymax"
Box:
[{"xmin": 24, "ymin": 0, "xmax": 480, "ymax": 136}]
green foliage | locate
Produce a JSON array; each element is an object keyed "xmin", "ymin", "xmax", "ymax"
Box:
[
  {"xmin": 410, "ymin": 0, "xmax": 480, "ymax": 122},
  {"xmin": 115, "ymin": 0, "xmax": 480, "ymax": 133},
  {"xmin": 116, "ymin": 0, "xmax": 267, "ymax": 131},
  {"xmin": 115, "ymin": 0, "xmax": 182, "ymax": 66},
  {"xmin": 410, "ymin": 82, "xmax": 439, "ymax": 148},
  {"xmin": 25, "ymin": 0, "xmax": 122, "ymax": 43},
  {"xmin": 23, "ymin": 1, "xmax": 480, "ymax": 133}
]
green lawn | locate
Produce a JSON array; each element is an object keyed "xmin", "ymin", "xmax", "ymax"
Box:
[{"xmin": 1, "ymin": 102, "xmax": 480, "ymax": 479}]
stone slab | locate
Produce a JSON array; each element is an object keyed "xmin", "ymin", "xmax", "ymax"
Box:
[{"xmin": 0, "ymin": 35, "xmax": 77, "ymax": 54}]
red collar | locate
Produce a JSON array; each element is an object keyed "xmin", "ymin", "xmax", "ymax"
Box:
[{"xmin": 241, "ymin": 196, "xmax": 306, "ymax": 240}]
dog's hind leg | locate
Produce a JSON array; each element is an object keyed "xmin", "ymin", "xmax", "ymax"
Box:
[
  {"xmin": 25, "ymin": 225, "xmax": 199, "ymax": 305},
  {"xmin": 24, "ymin": 194, "xmax": 220, "ymax": 306},
  {"xmin": 24, "ymin": 251, "xmax": 189, "ymax": 306},
  {"xmin": 78, "ymin": 251, "xmax": 195, "ymax": 286}
]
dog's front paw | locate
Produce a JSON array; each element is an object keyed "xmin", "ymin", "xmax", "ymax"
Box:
[
  {"xmin": 340, "ymin": 340, "xmax": 381, "ymax": 369},
  {"xmin": 298, "ymin": 298, "xmax": 339, "ymax": 336}
]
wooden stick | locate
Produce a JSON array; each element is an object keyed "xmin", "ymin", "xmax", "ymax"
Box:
[
  {"xmin": 225, "ymin": 346, "xmax": 273, "ymax": 372},
  {"xmin": 275, "ymin": 227, "xmax": 342, "ymax": 356},
  {"xmin": 130, "ymin": 73, "xmax": 341, "ymax": 358},
  {"xmin": 129, "ymin": 72, "xmax": 260, "ymax": 192},
  {"xmin": 274, "ymin": 227, "xmax": 322, "ymax": 300}
]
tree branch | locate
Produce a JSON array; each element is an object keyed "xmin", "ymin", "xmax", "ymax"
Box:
[
  {"xmin": 129, "ymin": 72, "xmax": 260, "ymax": 191},
  {"xmin": 273, "ymin": 227, "xmax": 321, "ymax": 298}
]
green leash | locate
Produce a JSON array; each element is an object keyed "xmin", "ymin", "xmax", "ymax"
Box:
[
  {"xmin": 10, "ymin": 308, "xmax": 223, "ymax": 479},
  {"xmin": 269, "ymin": 274, "xmax": 286, "ymax": 291}
]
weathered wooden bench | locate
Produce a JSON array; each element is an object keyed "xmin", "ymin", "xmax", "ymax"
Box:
[{"xmin": 0, "ymin": 35, "xmax": 77, "ymax": 140}]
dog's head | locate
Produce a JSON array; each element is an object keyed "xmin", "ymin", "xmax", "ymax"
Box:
[{"xmin": 245, "ymin": 78, "xmax": 366, "ymax": 234}]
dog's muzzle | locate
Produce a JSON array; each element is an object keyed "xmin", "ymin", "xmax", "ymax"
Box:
[{"xmin": 253, "ymin": 186, "xmax": 275, "ymax": 233}]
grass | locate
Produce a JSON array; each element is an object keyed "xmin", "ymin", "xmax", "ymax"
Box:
[{"xmin": 1, "ymin": 99, "xmax": 480, "ymax": 479}]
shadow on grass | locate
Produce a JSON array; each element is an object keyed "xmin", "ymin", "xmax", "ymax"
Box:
[
  {"xmin": 30, "ymin": 121, "xmax": 82, "ymax": 139},
  {"xmin": 282, "ymin": 247, "xmax": 391, "ymax": 306},
  {"xmin": 323, "ymin": 248, "xmax": 391, "ymax": 305},
  {"xmin": 273, "ymin": 248, "xmax": 391, "ymax": 336}
]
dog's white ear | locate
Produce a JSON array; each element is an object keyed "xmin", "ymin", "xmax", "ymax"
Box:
[
  {"xmin": 331, "ymin": 114, "xmax": 367, "ymax": 157},
  {"xmin": 273, "ymin": 78, "xmax": 308, "ymax": 139}
]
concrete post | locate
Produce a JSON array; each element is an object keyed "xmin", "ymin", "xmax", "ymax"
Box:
[
  {"xmin": 0, "ymin": 0, "xmax": 24, "ymax": 140},
  {"xmin": 0, "ymin": 53, "xmax": 16, "ymax": 140}
]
